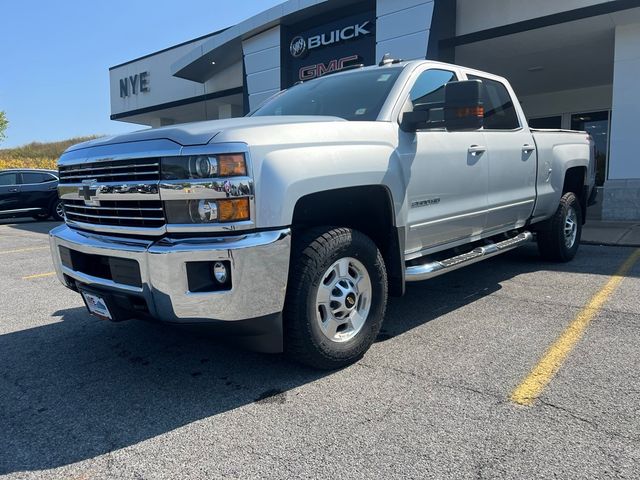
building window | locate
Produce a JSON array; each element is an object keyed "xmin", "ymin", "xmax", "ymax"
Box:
[
  {"xmin": 528, "ymin": 116, "xmax": 562, "ymax": 129},
  {"xmin": 571, "ymin": 111, "xmax": 610, "ymax": 186}
]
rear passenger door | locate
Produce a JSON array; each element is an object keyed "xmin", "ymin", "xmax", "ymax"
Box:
[{"xmin": 467, "ymin": 74, "xmax": 537, "ymax": 234}]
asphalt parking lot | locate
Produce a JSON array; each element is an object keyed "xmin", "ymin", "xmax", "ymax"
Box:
[{"xmin": 1, "ymin": 219, "xmax": 639, "ymax": 479}]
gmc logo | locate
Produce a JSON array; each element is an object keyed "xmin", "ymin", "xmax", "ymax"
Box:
[{"xmin": 299, "ymin": 55, "xmax": 360, "ymax": 81}]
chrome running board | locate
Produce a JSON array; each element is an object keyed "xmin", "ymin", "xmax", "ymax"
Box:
[{"xmin": 405, "ymin": 231, "xmax": 533, "ymax": 282}]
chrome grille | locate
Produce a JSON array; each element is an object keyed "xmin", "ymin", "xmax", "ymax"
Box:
[
  {"xmin": 59, "ymin": 158, "xmax": 160, "ymax": 184},
  {"xmin": 63, "ymin": 199, "xmax": 165, "ymax": 229}
]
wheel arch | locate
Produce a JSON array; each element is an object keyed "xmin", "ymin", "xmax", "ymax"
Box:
[
  {"xmin": 563, "ymin": 166, "xmax": 588, "ymax": 224},
  {"xmin": 291, "ymin": 185, "xmax": 405, "ymax": 297}
]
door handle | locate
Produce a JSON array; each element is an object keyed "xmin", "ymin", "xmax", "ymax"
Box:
[
  {"xmin": 522, "ymin": 144, "xmax": 535, "ymax": 153},
  {"xmin": 8, "ymin": 187, "xmax": 19, "ymax": 192},
  {"xmin": 468, "ymin": 145, "xmax": 486, "ymax": 155}
]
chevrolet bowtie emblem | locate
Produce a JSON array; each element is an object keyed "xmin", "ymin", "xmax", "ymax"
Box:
[{"xmin": 79, "ymin": 180, "xmax": 100, "ymax": 206}]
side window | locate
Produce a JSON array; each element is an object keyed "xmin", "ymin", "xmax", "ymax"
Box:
[
  {"xmin": 468, "ymin": 75, "xmax": 520, "ymax": 130},
  {"xmin": 408, "ymin": 69, "xmax": 457, "ymax": 128},
  {"xmin": 0, "ymin": 173, "xmax": 18, "ymax": 186},
  {"xmin": 21, "ymin": 172, "xmax": 52, "ymax": 184}
]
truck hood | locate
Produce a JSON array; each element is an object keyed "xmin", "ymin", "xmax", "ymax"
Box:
[{"xmin": 66, "ymin": 116, "xmax": 346, "ymax": 152}]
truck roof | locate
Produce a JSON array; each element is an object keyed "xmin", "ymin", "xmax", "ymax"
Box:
[{"xmin": 304, "ymin": 58, "xmax": 512, "ymax": 89}]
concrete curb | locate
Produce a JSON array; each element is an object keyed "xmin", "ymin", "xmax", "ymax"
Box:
[{"xmin": 581, "ymin": 221, "xmax": 640, "ymax": 248}]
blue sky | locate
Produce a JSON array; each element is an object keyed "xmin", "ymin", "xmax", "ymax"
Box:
[{"xmin": 0, "ymin": 0, "xmax": 284, "ymax": 148}]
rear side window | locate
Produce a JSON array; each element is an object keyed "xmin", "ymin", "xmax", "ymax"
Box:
[
  {"xmin": 0, "ymin": 173, "xmax": 18, "ymax": 186},
  {"xmin": 21, "ymin": 172, "xmax": 56, "ymax": 183},
  {"xmin": 468, "ymin": 75, "xmax": 520, "ymax": 130}
]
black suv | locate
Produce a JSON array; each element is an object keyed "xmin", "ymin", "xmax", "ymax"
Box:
[{"xmin": 0, "ymin": 169, "xmax": 64, "ymax": 221}]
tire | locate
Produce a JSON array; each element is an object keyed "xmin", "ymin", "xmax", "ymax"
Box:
[
  {"xmin": 32, "ymin": 212, "xmax": 50, "ymax": 221},
  {"xmin": 537, "ymin": 192, "xmax": 582, "ymax": 262},
  {"xmin": 51, "ymin": 199, "xmax": 65, "ymax": 221},
  {"xmin": 283, "ymin": 227, "xmax": 388, "ymax": 370}
]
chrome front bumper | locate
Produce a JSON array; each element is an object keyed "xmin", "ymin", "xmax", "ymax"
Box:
[{"xmin": 49, "ymin": 225, "xmax": 291, "ymax": 323}]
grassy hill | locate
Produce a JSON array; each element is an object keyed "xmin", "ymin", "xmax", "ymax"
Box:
[{"xmin": 0, "ymin": 136, "xmax": 101, "ymax": 170}]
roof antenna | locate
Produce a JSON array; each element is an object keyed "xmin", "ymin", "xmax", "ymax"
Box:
[{"xmin": 379, "ymin": 53, "xmax": 403, "ymax": 66}]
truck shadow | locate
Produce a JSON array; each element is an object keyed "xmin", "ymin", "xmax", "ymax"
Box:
[
  {"xmin": 0, "ymin": 244, "xmax": 631, "ymax": 474},
  {"xmin": 0, "ymin": 309, "xmax": 329, "ymax": 474}
]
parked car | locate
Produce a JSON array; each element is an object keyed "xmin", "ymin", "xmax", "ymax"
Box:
[
  {"xmin": 49, "ymin": 58, "xmax": 595, "ymax": 369},
  {"xmin": 0, "ymin": 169, "xmax": 64, "ymax": 221}
]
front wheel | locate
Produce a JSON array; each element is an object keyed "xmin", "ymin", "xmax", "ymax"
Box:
[
  {"xmin": 537, "ymin": 192, "xmax": 582, "ymax": 262},
  {"xmin": 51, "ymin": 199, "xmax": 65, "ymax": 221},
  {"xmin": 283, "ymin": 227, "xmax": 388, "ymax": 370}
]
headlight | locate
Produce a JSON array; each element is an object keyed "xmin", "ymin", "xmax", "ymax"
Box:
[
  {"xmin": 162, "ymin": 154, "xmax": 247, "ymax": 180},
  {"xmin": 217, "ymin": 198, "xmax": 250, "ymax": 222},
  {"xmin": 193, "ymin": 156, "xmax": 214, "ymax": 178},
  {"xmin": 165, "ymin": 198, "xmax": 250, "ymax": 224},
  {"xmin": 190, "ymin": 199, "xmax": 218, "ymax": 222},
  {"xmin": 217, "ymin": 154, "xmax": 247, "ymax": 176}
]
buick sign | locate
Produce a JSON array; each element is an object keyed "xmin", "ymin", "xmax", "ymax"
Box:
[
  {"xmin": 290, "ymin": 36, "xmax": 307, "ymax": 58},
  {"xmin": 283, "ymin": 13, "xmax": 376, "ymax": 87},
  {"xmin": 290, "ymin": 21, "xmax": 372, "ymax": 58}
]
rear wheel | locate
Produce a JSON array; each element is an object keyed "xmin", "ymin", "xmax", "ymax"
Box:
[
  {"xmin": 537, "ymin": 192, "xmax": 582, "ymax": 262},
  {"xmin": 283, "ymin": 227, "xmax": 387, "ymax": 370}
]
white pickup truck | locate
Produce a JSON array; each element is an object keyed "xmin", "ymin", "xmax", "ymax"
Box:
[{"xmin": 50, "ymin": 59, "xmax": 595, "ymax": 369}]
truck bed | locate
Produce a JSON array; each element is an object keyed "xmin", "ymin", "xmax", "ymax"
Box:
[{"xmin": 530, "ymin": 129, "xmax": 596, "ymax": 222}]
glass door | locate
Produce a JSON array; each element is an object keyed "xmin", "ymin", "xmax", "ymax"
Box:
[{"xmin": 571, "ymin": 111, "xmax": 610, "ymax": 186}]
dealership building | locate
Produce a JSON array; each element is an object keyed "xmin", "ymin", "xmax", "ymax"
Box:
[{"xmin": 109, "ymin": 0, "xmax": 640, "ymax": 220}]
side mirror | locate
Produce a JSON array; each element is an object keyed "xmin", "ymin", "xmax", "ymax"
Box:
[
  {"xmin": 444, "ymin": 80, "xmax": 484, "ymax": 131},
  {"xmin": 400, "ymin": 109, "xmax": 430, "ymax": 132}
]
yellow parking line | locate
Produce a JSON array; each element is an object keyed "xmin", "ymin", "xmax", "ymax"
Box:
[
  {"xmin": 22, "ymin": 271, "xmax": 56, "ymax": 280},
  {"xmin": 0, "ymin": 246, "xmax": 48, "ymax": 255},
  {"xmin": 511, "ymin": 248, "xmax": 640, "ymax": 406}
]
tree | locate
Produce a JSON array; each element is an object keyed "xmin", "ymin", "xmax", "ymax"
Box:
[{"xmin": 0, "ymin": 111, "xmax": 7, "ymax": 144}]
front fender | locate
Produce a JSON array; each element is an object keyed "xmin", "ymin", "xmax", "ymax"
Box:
[{"xmin": 254, "ymin": 143, "xmax": 407, "ymax": 228}]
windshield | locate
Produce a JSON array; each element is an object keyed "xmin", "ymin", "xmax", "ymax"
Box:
[{"xmin": 251, "ymin": 67, "xmax": 403, "ymax": 121}]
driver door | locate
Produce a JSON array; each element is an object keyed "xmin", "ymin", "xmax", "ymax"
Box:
[{"xmin": 397, "ymin": 68, "xmax": 488, "ymax": 258}]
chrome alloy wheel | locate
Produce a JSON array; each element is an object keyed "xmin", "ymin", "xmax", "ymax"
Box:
[
  {"xmin": 315, "ymin": 257, "xmax": 372, "ymax": 343},
  {"xmin": 564, "ymin": 206, "xmax": 578, "ymax": 248},
  {"xmin": 55, "ymin": 201, "xmax": 65, "ymax": 220}
]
